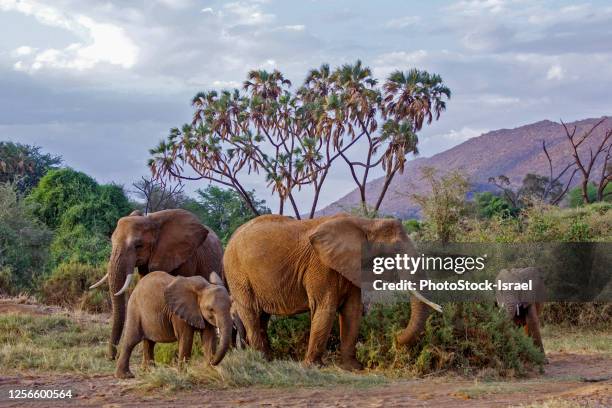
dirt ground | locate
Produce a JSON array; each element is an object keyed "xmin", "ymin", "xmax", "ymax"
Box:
[{"xmin": 0, "ymin": 301, "xmax": 610, "ymax": 407}]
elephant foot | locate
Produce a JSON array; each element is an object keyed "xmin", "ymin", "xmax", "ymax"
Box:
[
  {"xmin": 115, "ymin": 369, "xmax": 134, "ymax": 379},
  {"xmin": 339, "ymin": 357, "xmax": 363, "ymax": 371}
]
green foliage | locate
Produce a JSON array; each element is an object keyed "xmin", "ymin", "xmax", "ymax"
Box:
[
  {"xmin": 0, "ymin": 142, "xmax": 62, "ymax": 193},
  {"xmin": 38, "ymin": 262, "xmax": 109, "ymax": 312},
  {"xmin": 402, "ymin": 219, "xmax": 421, "ymax": 234},
  {"xmin": 358, "ymin": 302, "xmax": 544, "ymax": 376},
  {"xmin": 412, "ymin": 167, "xmax": 471, "ymax": 242},
  {"xmin": 457, "ymin": 202, "xmax": 611, "ymax": 243},
  {"xmin": 27, "ymin": 168, "xmax": 99, "ymax": 229},
  {"xmin": 268, "ymin": 313, "xmax": 341, "ymax": 361},
  {"xmin": 474, "ymin": 192, "xmax": 517, "ymax": 219},
  {"xmin": 568, "ymin": 183, "xmax": 612, "ymax": 207},
  {"xmin": 50, "ymin": 226, "xmax": 112, "ymax": 268},
  {"xmin": 265, "ymin": 302, "xmax": 544, "ymax": 377},
  {"xmin": 28, "ymin": 168, "xmax": 132, "ymax": 268},
  {"xmin": 0, "ymin": 183, "xmax": 52, "ymax": 293},
  {"xmin": 183, "ymin": 186, "xmax": 270, "ymax": 244}
]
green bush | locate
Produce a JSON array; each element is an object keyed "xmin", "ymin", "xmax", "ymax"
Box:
[
  {"xmin": 266, "ymin": 302, "xmax": 544, "ymax": 377},
  {"xmin": 27, "ymin": 169, "xmax": 99, "ymax": 229},
  {"xmin": 39, "ymin": 262, "xmax": 109, "ymax": 312},
  {"xmin": 50, "ymin": 225, "xmax": 111, "ymax": 267},
  {"xmin": 359, "ymin": 302, "xmax": 544, "ymax": 376},
  {"xmin": 0, "ymin": 182, "xmax": 52, "ymax": 292}
]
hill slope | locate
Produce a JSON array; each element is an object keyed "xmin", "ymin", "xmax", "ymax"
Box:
[{"xmin": 319, "ymin": 117, "xmax": 611, "ymax": 218}]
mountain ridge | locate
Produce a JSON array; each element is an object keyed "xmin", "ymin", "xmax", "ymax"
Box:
[{"xmin": 318, "ymin": 116, "xmax": 611, "ymax": 218}]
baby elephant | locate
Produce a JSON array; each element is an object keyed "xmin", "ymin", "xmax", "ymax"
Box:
[
  {"xmin": 495, "ymin": 267, "xmax": 545, "ymax": 354},
  {"xmin": 115, "ymin": 271, "xmax": 233, "ymax": 379}
]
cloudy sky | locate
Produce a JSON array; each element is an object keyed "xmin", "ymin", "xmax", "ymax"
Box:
[{"xmin": 1, "ymin": 0, "xmax": 612, "ymax": 210}]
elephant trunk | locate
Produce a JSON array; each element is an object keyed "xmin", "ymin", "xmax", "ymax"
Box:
[
  {"xmin": 210, "ymin": 314, "xmax": 232, "ymax": 366},
  {"xmin": 396, "ymin": 296, "xmax": 431, "ymax": 347},
  {"xmin": 107, "ymin": 247, "xmax": 136, "ymax": 360}
]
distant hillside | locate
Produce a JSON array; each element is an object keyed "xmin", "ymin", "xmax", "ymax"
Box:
[{"xmin": 319, "ymin": 117, "xmax": 611, "ymax": 218}]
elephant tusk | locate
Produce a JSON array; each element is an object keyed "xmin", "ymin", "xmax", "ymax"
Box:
[
  {"xmin": 114, "ymin": 273, "xmax": 134, "ymax": 296},
  {"xmin": 409, "ymin": 289, "xmax": 443, "ymax": 313},
  {"xmin": 89, "ymin": 273, "xmax": 109, "ymax": 289}
]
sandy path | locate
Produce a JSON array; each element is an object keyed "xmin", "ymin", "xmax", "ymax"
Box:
[{"xmin": 1, "ymin": 353, "xmax": 609, "ymax": 407}]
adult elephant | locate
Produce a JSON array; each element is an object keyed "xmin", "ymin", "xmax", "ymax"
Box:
[
  {"xmin": 90, "ymin": 209, "xmax": 223, "ymax": 360},
  {"xmin": 224, "ymin": 213, "xmax": 441, "ymax": 370}
]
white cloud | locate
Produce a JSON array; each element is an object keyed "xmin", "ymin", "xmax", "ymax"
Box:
[
  {"xmin": 2, "ymin": 0, "xmax": 138, "ymax": 72},
  {"xmin": 12, "ymin": 46, "xmax": 36, "ymax": 56},
  {"xmin": 372, "ymin": 50, "xmax": 429, "ymax": 77},
  {"xmin": 201, "ymin": 7, "xmax": 213, "ymax": 13},
  {"xmin": 546, "ymin": 64, "xmax": 564, "ymax": 80}
]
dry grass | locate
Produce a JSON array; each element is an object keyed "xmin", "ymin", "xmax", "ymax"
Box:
[
  {"xmin": 139, "ymin": 348, "xmax": 386, "ymax": 391},
  {"xmin": 542, "ymin": 325, "xmax": 612, "ymax": 355}
]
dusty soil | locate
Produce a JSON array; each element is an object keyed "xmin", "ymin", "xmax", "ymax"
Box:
[{"xmin": 1, "ymin": 301, "xmax": 610, "ymax": 407}]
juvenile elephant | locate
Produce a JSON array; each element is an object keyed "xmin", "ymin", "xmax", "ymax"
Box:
[
  {"xmin": 89, "ymin": 209, "xmax": 224, "ymax": 360},
  {"xmin": 115, "ymin": 271, "xmax": 232, "ymax": 379},
  {"xmin": 224, "ymin": 213, "xmax": 441, "ymax": 370},
  {"xmin": 495, "ymin": 267, "xmax": 546, "ymax": 353}
]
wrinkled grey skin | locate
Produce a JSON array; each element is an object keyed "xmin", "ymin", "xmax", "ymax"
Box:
[
  {"xmin": 495, "ymin": 267, "xmax": 546, "ymax": 354},
  {"xmin": 115, "ymin": 271, "xmax": 232, "ymax": 379}
]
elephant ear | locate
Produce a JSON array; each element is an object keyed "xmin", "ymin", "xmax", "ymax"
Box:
[
  {"xmin": 309, "ymin": 217, "xmax": 366, "ymax": 288},
  {"xmin": 164, "ymin": 276, "xmax": 208, "ymax": 329},
  {"xmin": 148, "ymin": 209, "xmax": 209, "ymax": 272}
]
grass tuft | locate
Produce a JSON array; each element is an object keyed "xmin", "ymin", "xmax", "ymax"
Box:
[{"xmin": 140, "ymin": 349, "xmax": 385, "ymax": 391}]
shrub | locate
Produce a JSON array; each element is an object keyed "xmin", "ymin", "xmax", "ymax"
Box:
[
  {"xmin": 268, "ymin": 313, "xmax": 341, "ymax": 361},
  {"xmin": 39, "ymin": 262, "xmax": 110, "ymax": 312},
  {"xmin": 0, "ymin": 182, "xmax": 52, "ymax": 292},
  {"xmin": 358, "ymin": 301, "xmax": 544, "ymax": 377},
  {"xmin": 0, "ymin": 266, "xmax": 15, "ymax": 295},
  {"xmin": 266, "ymin": 302, "xmax": 544, "ymax": 377},
  {"xmin": 50, "ymin": 225, "xmax": 111, "ymax": 267}
]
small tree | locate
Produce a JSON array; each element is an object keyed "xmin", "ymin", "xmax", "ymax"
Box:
[
  {"xmin": 0, "ymin": 142, "xmax": 62, "ymax": 193},
  {"xmin": 183, "ymin": 186, "xmax": 270, "ymax": 244},
  {"xmin": 561, "ymin": 118, "xmax": 612, "ymax": 204},
  {"xmin": 412, "ymin": 167, "xmax": 470, "ymax": 242},
  {"xmin": 132, "ymin": 176, "xmax": 185, "ymax": 214}
]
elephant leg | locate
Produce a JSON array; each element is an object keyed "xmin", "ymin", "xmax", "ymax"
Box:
[
  {"xmin": 177, "ymin": 328, "xmax": 194, "ymax": 363},
  {"xmin": 141, "ymin": 339, "xmax": 155, "ymax": 369},
  {"xmin": 338, "ymin": 286, "xmax": 363, "ymax": 371},
  {"xmin": 526, "ymin": 304, "xmax": 545, "ymax": 354},
  {"xmin": 236, "ymin": 304, "xmax": 272, "ymax": 359},
  {"xmin": 201, "ymin": 325, "xmax": 217, "ymax": 361},
  {"xmin": 304, "ymin": 298, "xmax": 337, "ymax": 366},
  {"xmin": 115, "ymin": 323, "xmax": 141, "ymax": 379}
]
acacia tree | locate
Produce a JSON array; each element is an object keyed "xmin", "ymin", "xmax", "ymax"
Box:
[
  {"xmin": 149, "ymin": 61, "xmax": 450, "ymax": 218},
  {"xmin": 562, "ymin": 118, "xmax": 612, "ymax": 204}
]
